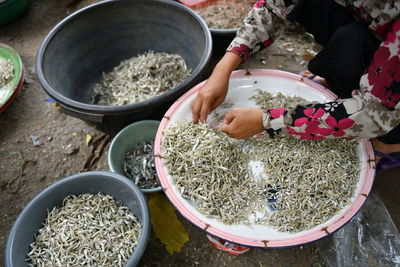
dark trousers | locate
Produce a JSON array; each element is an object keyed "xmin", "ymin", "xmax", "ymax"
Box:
[{"xmin": 286, "ymin": 0, "xmax": 400, "ymax": 144}]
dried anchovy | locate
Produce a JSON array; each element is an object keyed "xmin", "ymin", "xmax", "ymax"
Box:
[
  {"xmin": 163, "ymin": 121, "xmax": 270, "ymax": 225},
  {"xmin": 220, "ymin": 102, "xmax": 234, "ymax": 109},
  {"xmin": 193, "ymin": 0, "xmax": 254, "ymax": 29},
  {"xmin": 92, "ymin": 50, "xmax": 191, "ymax": 106},
  {"xmin": 162, "ymin": 94, "xmax": 360, "ymax": 232},
  {"xmin": 0, "ymin": 58, "xmax": 14, "ymax": 90},
  {"xmin": 209, "ymin": 101, "xmax": 234, "ymax": 125},
  {"xmin": 27, "ymin": 193, "xmax": 141, "ymax": 267},
  {"xmin": 250, "ymin": 90, "xmax": 317, "ymax": 109},
  {"xmin": 123, "ymin": 140, "xmax": 160, "ymax": 189}
]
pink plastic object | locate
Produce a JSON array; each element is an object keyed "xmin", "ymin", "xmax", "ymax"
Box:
[
  {"xmin": 177, "ymin": 0, "xmax": 214, "ymax": 8},
  {"xmin": 206, "ymin": 234, "xmax": 250, "ymax": 255},
  {"xmin": 154, "ymin": 69, "xmax": 376, "ymax": 248}
]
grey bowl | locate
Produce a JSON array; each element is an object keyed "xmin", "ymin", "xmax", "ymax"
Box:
[
  {"xmin": 108, "ymin": 120, "xmax": 162, "ymax": 193},
  {"xmin": 4, "ymin": 171, "xmax": 150, "ymax": 267},
  {"xmin": 36, "ymin": 0, "xmax": 212, "ymax": 133}
]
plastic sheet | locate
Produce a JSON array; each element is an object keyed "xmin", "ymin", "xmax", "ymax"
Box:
[{"xmin": 316, "ymin": 190, "xmax": 400, "ymax": 267}]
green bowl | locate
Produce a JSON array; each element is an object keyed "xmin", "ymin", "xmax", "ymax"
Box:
[
  {"xmin": 0, "ymin": 43, "xmax": 23, "ymax": 112},
  {"xmin": 0, "ymin": 0, "xmax": 29, "ymax": 26},
  {"xmin": 108, "ymin": 120, "xmax": 162, "ymax": 193}
]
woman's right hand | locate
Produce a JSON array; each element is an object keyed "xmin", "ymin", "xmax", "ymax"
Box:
[
  {"xmin": 191, "ymin": 52, "xmax": 242, "ymax": 123},
  {"xmin": 191, "ymin": 74, "xmax": 229, "ymax": 123}
]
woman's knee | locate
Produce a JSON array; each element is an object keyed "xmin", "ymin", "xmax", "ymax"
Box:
[{"xmin": 308, "ymin": 21, "xmax": 381, "ymax": 97}]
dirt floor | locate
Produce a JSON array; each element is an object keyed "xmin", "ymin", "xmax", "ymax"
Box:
[{"xmin": 1, "ymin": 1, "xmax": 399, "ymax": 266}]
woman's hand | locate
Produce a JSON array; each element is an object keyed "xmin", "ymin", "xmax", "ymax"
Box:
[
  {"xmin": 191, "ymin": 75, "xmax": 229, "ymax": 123},
  {"xmin": 191, "ymin": 52, "xmax": 242, "ymax": 123},
  {"xmin": 221, "ymin": 108, "xmax": 265, "ymax": 139}
]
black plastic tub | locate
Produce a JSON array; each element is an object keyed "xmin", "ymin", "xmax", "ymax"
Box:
[
  {"xmin": 210, "ymin": 28, "xmax": 237, "ymax": 59},
  {"xmin": 36, "ymin": 0, "xmax": 212, "ymax": 133}
]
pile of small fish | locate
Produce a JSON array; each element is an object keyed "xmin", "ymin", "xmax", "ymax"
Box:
[
  {"xmin": 92, "ymin": 50, "xmax": 191, "ymax": 106},
  {"xmin": 123, "ymin": 140, "xmax": 160, "ymax": 189},
  {"xmin": 193, "ymin": 0, "xmax": 255, "ymax": 29},
  {"xmin": 251, "ymin": 90, "xmax": 315, "ymax": 109},
  {"xmin": 247, "ymin": 136, "xmax": 360, "ymax": 232},
  {"xmin": 0, "ymin": 58, "xmax": 14, "ymax": 91},
  {"xmin": 162, "ymin": 93, "xmax": 360, "ymax": 232},
  {"xmin": 27, "ymin": 193, "xmax": 141, "ymax": 266},
  {"xmin": 209, "ymin": 101, "xmax": 234, "ymax": 125},
  {"xmin": 163, "ymin": 121, "xmax": 269, "ymax": 224}
]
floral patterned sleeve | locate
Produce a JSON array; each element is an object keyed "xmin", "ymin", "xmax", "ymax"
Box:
[
  {"xmin": 263, "ymin": 19, "xmax": 400, "ymax": 140},
  {"xmin": 227, "ymin": 0, "xmax": 295, "ymax": 61}
]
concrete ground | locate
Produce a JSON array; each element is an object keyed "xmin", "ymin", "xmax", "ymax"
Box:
[{"xmin": 1, "ymin": 1, "xmax": 399, "ymax": 266}]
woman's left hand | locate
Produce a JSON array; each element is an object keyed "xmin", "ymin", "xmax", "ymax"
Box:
[{"xmin": 221, "ymin": 107, "xmax": 265, "ymax": 139}]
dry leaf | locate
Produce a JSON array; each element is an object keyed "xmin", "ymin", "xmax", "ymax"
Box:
[
  {"xmin": 148, "ymin": 193, "xmax": 189, "ymax": 254},
  {"xmin": 85, "ymin": 134, "xmax": 92, "ymax": 146},
  {"xmin": 303, "ymin": 53, "xmax": 315, "ymax": 60}
]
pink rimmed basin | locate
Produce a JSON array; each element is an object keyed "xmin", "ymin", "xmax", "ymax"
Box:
[{"xmin": 154, "ymin": 69, "xmax": 375, "ymax": 248}]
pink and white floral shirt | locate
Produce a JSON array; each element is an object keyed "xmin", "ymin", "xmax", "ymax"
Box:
[{"xmin": 228, "ymin": 0, "xmax": 400, "ymax": 140}]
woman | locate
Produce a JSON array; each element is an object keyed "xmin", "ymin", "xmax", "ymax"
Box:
[{"xmin": 191, "ymin": 0, "xmax": 400, "ymax": 174}]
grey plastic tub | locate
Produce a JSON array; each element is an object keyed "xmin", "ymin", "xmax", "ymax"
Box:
[
  {"xmin": 36, "ymin": 0, "xmax": 212, "ymax": 133},
  {"xmin": 4, "ymin": 171, "xmax": 150, "ymax": 267},
  {"xmin": 108, "ymin": 120, "xmax": 162, "ymax": 194}
]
